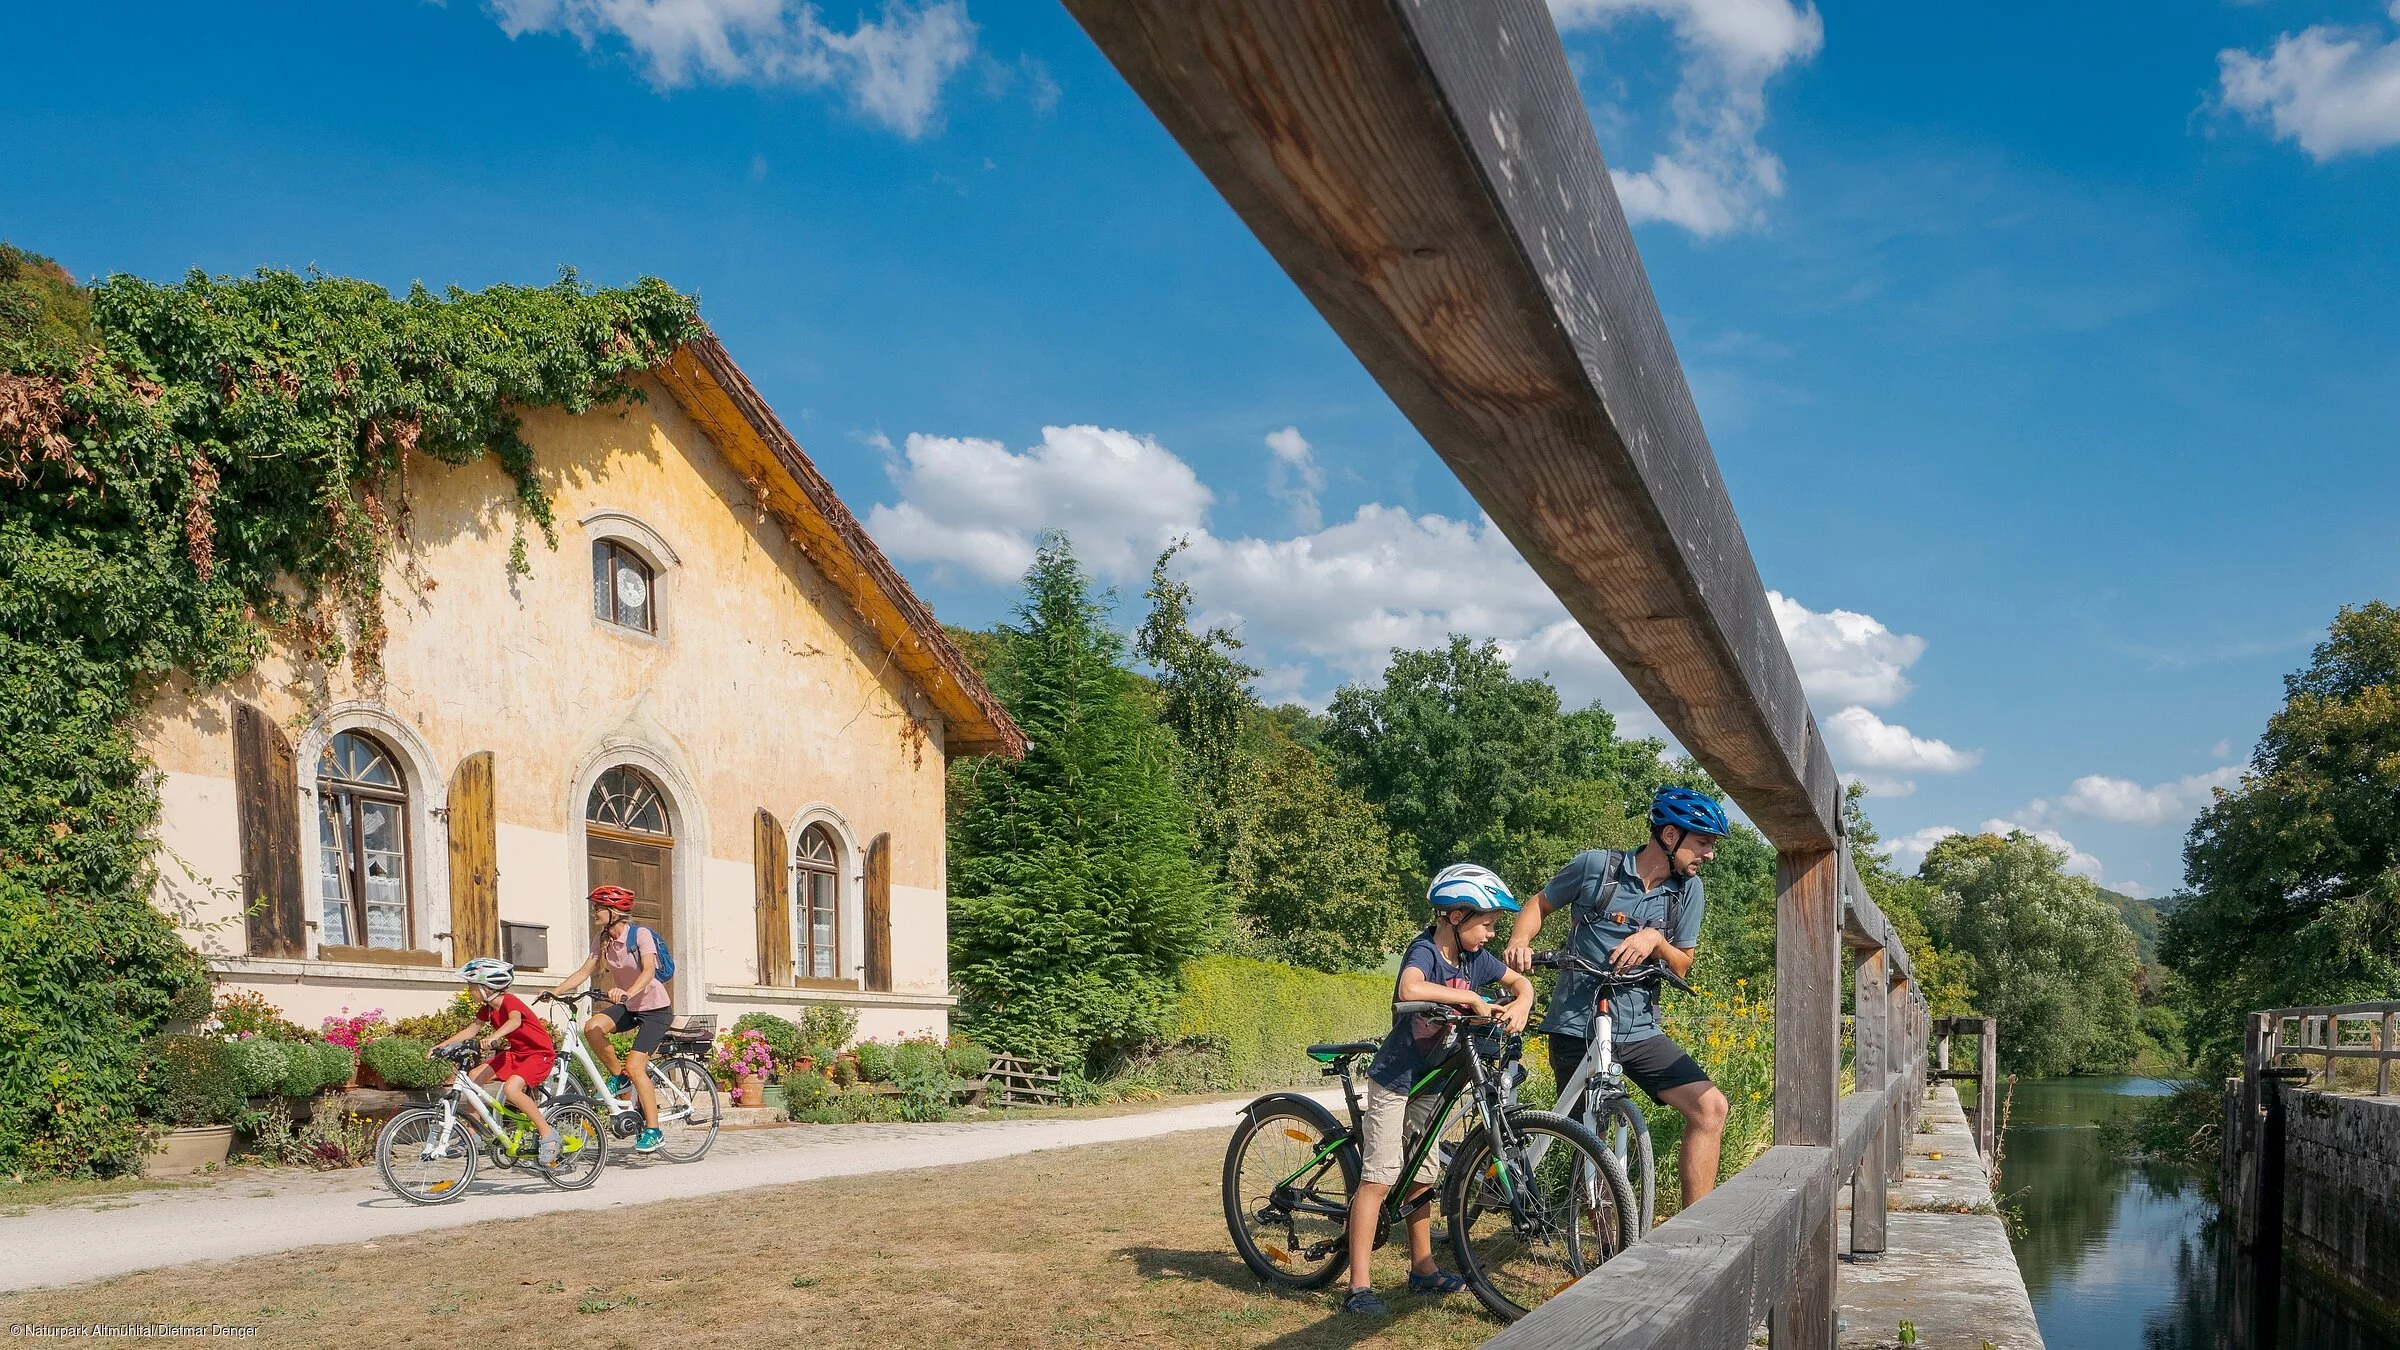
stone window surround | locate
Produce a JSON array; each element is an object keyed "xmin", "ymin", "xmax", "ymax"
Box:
[
  {"xmin": 291, "ymin": 704, "xmax": 451, "ymax": 965},
  {"xmin": 580, "ymin": 509, "xmax": 680, "ymax": 646}
]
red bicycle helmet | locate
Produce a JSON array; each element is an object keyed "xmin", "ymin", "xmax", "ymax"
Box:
[{"xmin": 588, "ymin": 884, "xmax": 636, "ymax": 912}]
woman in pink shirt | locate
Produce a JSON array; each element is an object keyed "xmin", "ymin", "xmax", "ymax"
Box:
[{"xmin": 546, "ymin": 885, "xmax": 671, "ymax": 1153}]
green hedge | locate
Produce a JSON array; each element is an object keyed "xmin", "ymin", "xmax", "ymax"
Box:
[
  {"xmin": 1170, "ymin": 955, "xmax": 1390, "ymax": 1089},
  {"xmin": 150, "ymin": 1036, "xmax": 242, "ymax": 1128}
]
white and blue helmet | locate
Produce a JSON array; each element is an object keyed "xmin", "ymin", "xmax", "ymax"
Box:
[
  {"xmin": 1427, "ymin": 864, "xmax": 1521, "ymax": 914},
  {"xmin": 460, "ymin": 957, "xmax": 514, "ymax": 990}
]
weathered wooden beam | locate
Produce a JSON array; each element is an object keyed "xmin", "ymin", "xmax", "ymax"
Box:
[
  {"xmin": 1978, "ymin": 1016, "xmax": 1999, "ymax": 1160},
  {"xmin": 1772, "ymin": 847, "xmax": 1841, "ymax": 1348},
  {"xmin": 1061, "ymin": 0, "xmax": 1841, "ymax": 847},
  {"xmin": 1851, "ymin": 946, "xmax": 1889, "ymax": 1256},
  {"xmin": 1485, "ymin": 1145, "xmax": 1840, "ymax": 1350}
]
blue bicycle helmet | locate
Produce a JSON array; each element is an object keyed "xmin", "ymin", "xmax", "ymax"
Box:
[
  {"xmin": 1427, "ymin": 863, "xmax": 1522, "ymax": 914},
  {"xmin": 1648, "ymin": 785, "xmax": 1730, "ymax": 838}
]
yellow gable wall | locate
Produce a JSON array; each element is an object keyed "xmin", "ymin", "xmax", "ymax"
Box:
[{"xmin": 139, "ymin": 375, "xmax": 957, "ymax": 1040}]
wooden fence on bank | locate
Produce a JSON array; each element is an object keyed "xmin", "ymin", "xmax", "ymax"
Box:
[{"xmin": 1063, "ymin": 4, "xmax": 1940, "ymax": 1345}]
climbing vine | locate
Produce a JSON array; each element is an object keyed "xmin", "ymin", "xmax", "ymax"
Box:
[{"xmin": 0, "ymin": 245, "xmax": 701, "ymax": 1175}]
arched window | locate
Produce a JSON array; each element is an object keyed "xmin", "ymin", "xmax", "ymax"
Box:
[
  {"xmin": 587, "ymin": 766, "xmax": 670, "ymax": 836},
  {"xmin": 796, "ymin": 826, "xmax": 840, "ymax": 981},
  {"xmin": 593, "ymin": 539, "xmax": 657, "ymax": 633},
  {"xmin": 316, "ymin": 731, "xmax": 410, "ymax": 950},
  {"xmin": 586, "ymin": 765, "xmax": 676, "ymax": 965}
]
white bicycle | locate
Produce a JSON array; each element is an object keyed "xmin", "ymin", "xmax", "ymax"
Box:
[
  {"xmin": 375, "ymin": 1043, "xmax": 607, "ymax": 1204},
  {"xmin": 532, "ymin": 990, "xmax": 721, "ymax": 1162},
  {"xmin": 1529, "ymin": 950, "xmax": 1696, "ymax": 1235}
]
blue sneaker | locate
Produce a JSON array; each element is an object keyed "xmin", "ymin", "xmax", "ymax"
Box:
[
  {"xmin": 606, "ymin": 1073, "xmax": 632, "ymax": 1096},
  {"xmin": 636, "ymin": 1127, "xmax": 663, "ymax": 1153}
]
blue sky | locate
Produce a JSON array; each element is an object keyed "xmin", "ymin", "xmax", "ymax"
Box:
[{"xmin": 10, "ymin": 0, "xmax": 2400, "ymax": 899}]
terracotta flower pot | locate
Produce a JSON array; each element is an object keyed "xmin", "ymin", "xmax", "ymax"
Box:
[{"xmin": 736, "ymin": 1075, "xmax": 767, "ymax": 1107}]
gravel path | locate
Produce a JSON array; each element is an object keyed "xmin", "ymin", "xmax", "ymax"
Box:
[{"xmin": 2, "ymin": 1093, "xmax": 1331, "ymax": 1291}]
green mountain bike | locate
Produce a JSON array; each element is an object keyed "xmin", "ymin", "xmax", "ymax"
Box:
[
  {"xmin": 1221, "ymin": 999, "xmax": 1637, "ymax": 1322},
  {"xmin": 376, "ymin": 1043, "xmax": 607, "ymax": 1204}
]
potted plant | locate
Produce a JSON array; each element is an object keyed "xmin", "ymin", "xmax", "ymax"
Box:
[
  {"xmin": 150, "ymin": 1034, "xmax": 244, "ymax": 1174},
  {"xmin": 714, "ymin": 1029, "xmax": 775, "ymax": 1107}
]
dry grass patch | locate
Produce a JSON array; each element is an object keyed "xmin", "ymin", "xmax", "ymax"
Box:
[{"xmin": 0, "ymin": 1128, "xmax": 1505, "ymax": 1348}]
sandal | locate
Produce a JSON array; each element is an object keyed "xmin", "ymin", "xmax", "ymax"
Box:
[
  {"xmin": 1407, "ymin": 1269, "xmax": 1468, "ymax": 1297},
  {"xmin": 1342, "ymin": 1288, "xmax": 1391, "ymax": 1317}
]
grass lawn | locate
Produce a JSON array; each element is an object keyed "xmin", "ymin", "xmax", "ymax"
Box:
[{"xmin": 0, "ymin": 1127, "xmax": 1507, "ymax": 1348}]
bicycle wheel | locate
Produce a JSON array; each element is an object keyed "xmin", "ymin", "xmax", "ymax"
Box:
[
  {"xmin": 1445, "ymin": 1108, "xmax": 1637, "ymax": 1322},
  {"xmin": 646, "ymin": 1056, "xmax": 720, "ymax": 1162},
  {"xmin": 377, "ymin": 1106, "xmax": 479, "ymax": 1205},
  {"xmin": 540, "ymin": 1102, "xmax": 608, "ymax": 1190},
  {"xmin": 1588, "ymin": 1091, "xmax": 1655, "ymax": 1236},
  {"xmin": 1221, "ymin": 1094, "xmax": 1358, "ymax": 1290}
]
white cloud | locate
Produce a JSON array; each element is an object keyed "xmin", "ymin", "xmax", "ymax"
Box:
[
  {"xmin": 1824, "ymin": 706, "xmax": 1980, "ymax": 775},
  {"xmin": 1550, "ymin": 0, "xmax": 1824, "ymax": 234},
  {"xmin": 1263, "ymin": 426, "xmax": 1325, "ymax": 531},
  {"xmin": 865, "ymin": 421, "xmax": 1956, "ymax": 755},
  {"xmin": 2212, "ymin": 738, "xmax": 2233, "ymax": 759},
  {"xmin": 1886, "ymin": 825, "xmax": 1961, "ymax": 875},
  {"xmin": 1768, "ymin": 591, "xmax": 1925, "ymax": 709},
  {"xmin": 2052, "ymin": 766, "xmax": 2241, "ymax": 827},
  {"xmin": 2220, "ymin": 5, "xmax": 2400, "ymax": 160},
  {"xmin": 487, "ymin": 0, "xmax": 976, "ymax": 137},
  {"xmin": 863, "ymin": 426, "xmax": 1211, "ymax": 584}
]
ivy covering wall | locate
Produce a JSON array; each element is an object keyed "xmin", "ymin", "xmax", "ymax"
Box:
[{"xmin": 0, "ymin": 244, "xmax": 701, "ymax": 1175}]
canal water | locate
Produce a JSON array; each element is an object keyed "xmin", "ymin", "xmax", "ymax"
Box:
[{"xmin": 1982, "ymin": 1076, "xmax": 2399, "ymax": 1350}]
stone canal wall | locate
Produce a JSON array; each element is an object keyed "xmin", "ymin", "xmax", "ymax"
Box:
[{"xmin": 2223, "ymin": 1083, "xmax": 2400, "ymax": 1318}]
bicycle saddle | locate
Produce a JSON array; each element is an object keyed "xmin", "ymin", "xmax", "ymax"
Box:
[{"xmin": 1304, "ymin": 1041, "xmax": 1380, "ymax": 1063}]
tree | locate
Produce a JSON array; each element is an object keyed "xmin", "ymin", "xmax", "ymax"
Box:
[
  {"xmin": 1221, "ymin": 733, "xmax": 1412, "ymax": 972},
  {"xmin": 947, "ymin": 537, "xmax": 1220, "ymax": 1069},
  {"xmin": 1844, "ymin": 787, "xmax": 1974, "ymax": 1014},
  {"xmin": 2163, "ymin": 602, "xmax": 2400, "ymax": 1068},
  {"xmin": 1321, "ymin": 636, "xmax": 1662, "ymax": 899},
  {"xmin": 1133, "ymin": 541, "xmax": 1260, "ymax": 870},
  {"xmin": 1922, "ymin": 831, "xmax": 2142, "ymax": 1076}
]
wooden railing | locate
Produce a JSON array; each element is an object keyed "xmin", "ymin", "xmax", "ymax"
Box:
[
  {"xmin": 2255, "ymin": 1001, "xmax": 2400, "ymax": 1098},
  {"xmin": 1061, "ymin": 4, "xmax": 1941, "ymax": 1343},
  {"xmin": 1932, "ymin": 1015, "xmax": 2000, "ymax": 1158}
]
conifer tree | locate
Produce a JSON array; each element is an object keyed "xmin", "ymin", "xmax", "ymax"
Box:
[{"xmin": 948, "ymin": 536, "xmax": 1219, "ymax": 1068}]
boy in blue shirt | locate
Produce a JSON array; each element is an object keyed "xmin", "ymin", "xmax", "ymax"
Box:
[{"xmin": 1343, "ymin": 864, "xmax": 1534, "ymax": 1317}]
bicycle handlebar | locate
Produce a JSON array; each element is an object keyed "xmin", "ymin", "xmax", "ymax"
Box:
[{"xmin": 1529, "ymin": 950, "xmax": 1696, "ymax": 996}]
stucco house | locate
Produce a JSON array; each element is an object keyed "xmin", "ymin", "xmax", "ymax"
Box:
[{"xmin": 137, "ymin": 337, "xmax": 1023, "ymax": 1040}]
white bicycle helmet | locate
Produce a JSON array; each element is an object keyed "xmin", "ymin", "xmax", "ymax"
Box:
[
  {"xmin": 1427, "ymin": 863, "xmax": 1521, "ymax": 914},
  {"xmin": 460, "ymin": 957, "xmax": 515, "ymax": 990}
]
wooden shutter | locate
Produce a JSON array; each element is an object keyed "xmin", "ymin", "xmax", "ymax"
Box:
[
  {"xmin": 754, "ymin": 809, "xmax": 791, "ymax": 986},
  {"xmin": 232, "ymin": 701, "xmax": 305, "ymax": 958},
  {"xmin": 446, "ymin": 752, "xmax": 499, "ymax": 961},
  {"xmin": 864, "ymin": 832, "xmax": 893, "ymax": 993}
]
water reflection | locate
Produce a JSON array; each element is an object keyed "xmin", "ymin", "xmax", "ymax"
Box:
[{"xmin": 1983, "ymin": 1077, "xmax": 2399, "ymax": 1350}]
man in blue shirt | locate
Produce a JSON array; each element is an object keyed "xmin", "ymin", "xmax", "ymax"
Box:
[{"xmin": 1503, "ymin": 786, "xmax": 1733, "ymax": 1208}]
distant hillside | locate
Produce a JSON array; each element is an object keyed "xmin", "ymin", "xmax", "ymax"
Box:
[{"xmin": 2101, "ymin": 888, "xmax": 2164, "ymax": 964}]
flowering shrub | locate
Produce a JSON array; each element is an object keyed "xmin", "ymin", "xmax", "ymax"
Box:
[
  {"xmin": 318, "ymin": 1008, "xmax": 390, "ymax": 1051},
  {"xmin": 714, "ymin": 1029, "xmax": 775, "ymax": 1081},
  {"xmin": 215, "ymin": 990, "xmax": 307, "ymax": 1042},
  {"xmin": 1652, "ymin": 977, "xmax": 1776, "ymax": 1218}
]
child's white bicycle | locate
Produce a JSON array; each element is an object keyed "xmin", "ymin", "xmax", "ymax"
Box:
[
  {"xmin": 532, "ymin": 990, "xmax": 722, "ymax": 1162},
  {"xmin": 375, "ymin": 1043, "xmax": 607, "ymax": 1204}
]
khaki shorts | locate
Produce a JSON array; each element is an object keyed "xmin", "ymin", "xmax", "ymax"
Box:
[{"xmin": 1358, "ymin": 1078, "xmax": 1444, "ymax": 1188}]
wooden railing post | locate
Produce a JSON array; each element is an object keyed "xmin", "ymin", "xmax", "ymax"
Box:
[
  {"xmin": 1887, "ymin": 974, "xmax": 1913, "ymax": 1182},
  {"xmin": 1852, "ymin": 945, "xmax": 1889, "ymax": 1256},
  {"xmin": 1977, "ymin": 1016, "xmax": 1998, "ymax": 1160},
  {"xmin": 1771, "ymin": 848, "xmax": 1841, "ymax": 1350}
]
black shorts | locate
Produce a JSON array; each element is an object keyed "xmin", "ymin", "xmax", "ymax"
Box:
[
  {"xmin": 1548, "ymin": 1032, "xmax": 1712, "ymax": 1103},
  {"xmin": 596, "ymin": 1002, "xmax": 672, "ymax": 1056}
]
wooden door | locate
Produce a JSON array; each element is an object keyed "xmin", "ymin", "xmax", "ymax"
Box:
[
  {"xmin": 233, "ymin": 701, "xmax": 305, "ymax": 958},
  {"xmin": 446, "ymin": 752, "xmax": 500, "ymax": 961},
  {"xmin": 588, "ymin": 832, "xmax": 673, "ymax": 968},
  {"xmin": 863, "ymin": 833, "xmax": 893, "ymax": 993}
]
